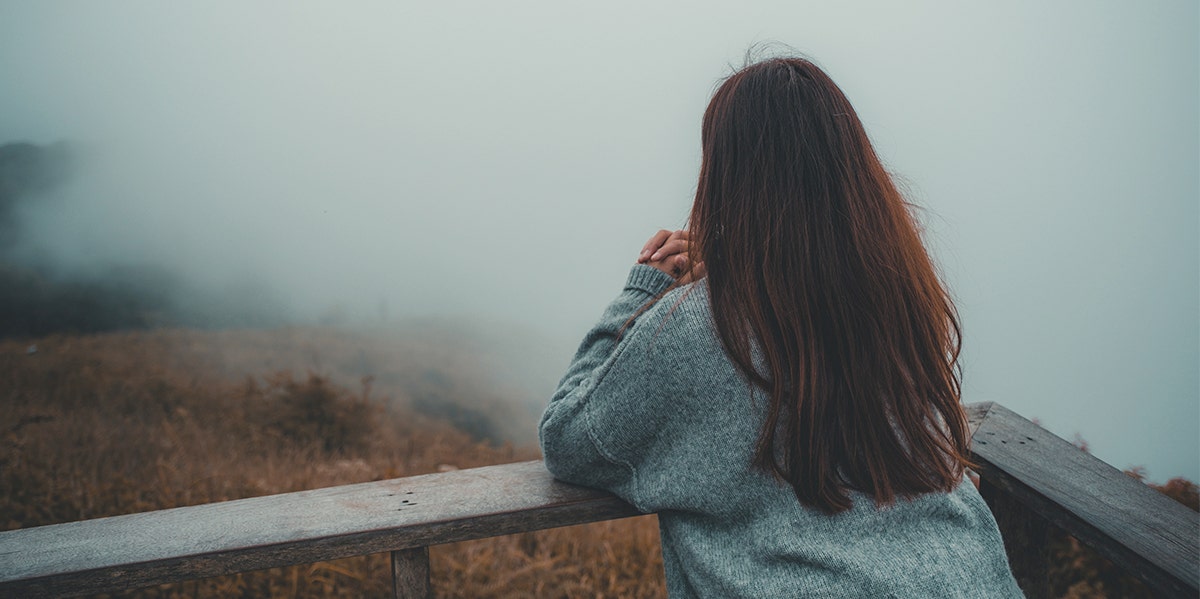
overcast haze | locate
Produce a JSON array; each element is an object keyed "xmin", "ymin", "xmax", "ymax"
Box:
[{"xmin": 1, "ymin": 1, "xmax": 1196, "ymax": 481}]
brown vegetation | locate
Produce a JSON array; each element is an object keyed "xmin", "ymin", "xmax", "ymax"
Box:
[
  {"xmin": 1, "ymin": 326, "xmax": 666, "ymax": 597},
  {"xmin": 2, "ymin": 325, "xmax": 1193, "ymax": 597}
]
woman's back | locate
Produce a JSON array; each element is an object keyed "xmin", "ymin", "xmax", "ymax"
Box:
[
  {"xmin": 541, "ymin": 267, "xmax": 1023, "ymax": 597},
  {"xmin": 539, "ymin": 55, "xmax": 1024, "ymax": 597}
]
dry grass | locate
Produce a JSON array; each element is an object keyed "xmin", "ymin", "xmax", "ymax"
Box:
[
  {"xmin": 8, "ymin": 325, "xmax": 1189, "ymax": 597},
  {"xmin": 0, "ymin": 326, "xmax": 666, "ymax": 598}
]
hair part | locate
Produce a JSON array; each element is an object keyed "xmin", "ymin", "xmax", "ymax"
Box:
[{"xmin": 685, "ymin": 57, "xmax": 972, "ymax": 514}]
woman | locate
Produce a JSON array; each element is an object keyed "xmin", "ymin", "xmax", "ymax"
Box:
[{"xmin": 539, "ymin": 57, "xmax": 1023, "ymax": 598}]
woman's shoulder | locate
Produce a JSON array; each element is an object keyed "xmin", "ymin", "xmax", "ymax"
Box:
[{"xmin": 631, "ymin": 278, "xmax": 718, "ymax": 348}]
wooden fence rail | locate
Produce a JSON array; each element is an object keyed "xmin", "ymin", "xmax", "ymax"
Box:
[{"xmin": 1, "ymin": 402, "xmax": 1196, "ymax": 598}]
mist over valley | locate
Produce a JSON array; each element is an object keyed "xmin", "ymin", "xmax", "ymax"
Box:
[{"xmin": 0, "ymin": 0, "xmax": 1194, "ymax": 484}]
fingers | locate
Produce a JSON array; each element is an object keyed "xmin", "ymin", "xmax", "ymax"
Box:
[
  {"xmin": 649, "ymin": 238, "xmax": 688, "ymax": 262},
  {"xmin": 637, "ymin": 229, "xmax": 707, "ymax": 283},
  {"xmin": 669, "ymin": 253, "xmax": 688, "ymax": 277},
  {"xmin": 638, "ymin": 229, "xmax": 674, "ymax": 263},
  {"xmin": 651, "ymin": 251, "xmax": 707, "ymax": 283},
  {"xmin": 639, "ymin": 229, "xmax": 692, "ymax": 262}
]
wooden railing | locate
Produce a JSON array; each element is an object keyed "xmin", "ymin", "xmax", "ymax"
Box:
[{"xmin": 1, "ymin": 402, "xmax": 1196, "ymax": 598}]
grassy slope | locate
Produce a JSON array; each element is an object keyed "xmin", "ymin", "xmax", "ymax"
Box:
[
  {"xmin": 0, "ymin": 326, "xmax": 666, "ymax": 598},
  {"xmin": 3, "ymin": 325, "xmax": 1193, "ymax": 597}
]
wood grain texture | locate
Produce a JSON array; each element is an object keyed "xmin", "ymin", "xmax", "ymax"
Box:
[
  {"xmin": 0, "ymin": 460, "xmax": 639, "ymax": 598},
  {"xmin": 964, "ymin": 402, "xmax": 990, "ymax": 437},
  {"xmin": 391, "ymin": 547, "xmax": 430, "ymax": 599},
  {"xmin": 968, "ymin": 402, "xmax": 1199, "ymax": 598}
]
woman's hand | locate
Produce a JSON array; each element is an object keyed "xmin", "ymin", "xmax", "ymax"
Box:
[{"xmin": 637, "ymin": 229, "xmax": 706, "ymax": 284}]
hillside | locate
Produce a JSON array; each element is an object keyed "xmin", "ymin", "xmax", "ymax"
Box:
[
  {"xmin": 3, "ymin": 324, "xmax": 1194, "ymax": 597},
  {"xmin": 1, "ymin": 325, "xmax": 666, "ymax": 598}
]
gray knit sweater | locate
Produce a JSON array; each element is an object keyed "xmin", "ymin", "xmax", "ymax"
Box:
[{"xmin": 539, "ymin": 264, "xmax": 1024, "ymax": 598}]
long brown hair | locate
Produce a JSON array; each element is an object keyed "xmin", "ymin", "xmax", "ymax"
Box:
[{"xmin": 683, "ymin": 57, "xmax": 971, "ymax": 514}]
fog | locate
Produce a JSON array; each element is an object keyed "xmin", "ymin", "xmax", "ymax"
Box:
[{"xmin": 1, "ymin": 1, "xmax": 1195, "ymax": 481}]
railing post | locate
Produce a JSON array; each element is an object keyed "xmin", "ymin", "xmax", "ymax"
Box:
[
  {"xmin": 979, "ymin": 478, "xmax": 1051, "ymax": 598},
  {"xmin": 391, "ymin": 547, "xmax": 431, "ymax": 599}
]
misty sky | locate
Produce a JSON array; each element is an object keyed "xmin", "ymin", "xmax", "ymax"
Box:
[{"xmin": 1, "ymin": 1, "xmax": 1196, "ymax": 481}]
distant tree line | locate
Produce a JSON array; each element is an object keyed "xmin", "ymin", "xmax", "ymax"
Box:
[{"xmin": 0, "ymin": 140, "xmax": 284, "ymax": 338}]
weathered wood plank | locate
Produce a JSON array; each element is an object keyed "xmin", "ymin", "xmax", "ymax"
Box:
[
  {"xmin": 0, "ymin": 460, "xmax": 640, "ymax": 598},
  {"xmin": 391, "ymin": 547, "xmax": 430, "ymax": 599},
  {"xmin": 964, "ymin": 401, "xmax": 991, "ymax": 437},
  {"xmin": 968, "ymin": 402, "xmax": 1199, "ymax": 598}
]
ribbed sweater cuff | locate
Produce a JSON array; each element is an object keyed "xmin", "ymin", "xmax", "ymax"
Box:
[{"xmin": 625, "ymin": 264, "xmax": 676, "ymax": 296}]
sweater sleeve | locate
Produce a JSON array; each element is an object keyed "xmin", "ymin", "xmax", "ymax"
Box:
[{"xmin": 538, "ymin": 264, "xmax": 676, "ymax": 509}]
